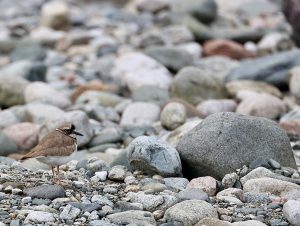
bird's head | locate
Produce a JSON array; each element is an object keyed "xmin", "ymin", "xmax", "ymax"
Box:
[{"xmin": 56, "ymin": 123, "xmax": 84, "ymax": 136}]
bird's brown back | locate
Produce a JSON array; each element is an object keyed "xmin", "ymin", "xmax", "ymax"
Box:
[{"xmin": 21, "ymin": 130, "xmax": 76, "ymax": 160}]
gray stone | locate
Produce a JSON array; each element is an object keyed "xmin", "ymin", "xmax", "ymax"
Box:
[
  {"xmin": 170, "ymin": 0, "xmax": 217, "ymax": 24},
  {"xmin": 283, "ymin": 200, "xmax": 300, "ymax": 226},
  {"xmin": 107, "ymin": 210, "xmax": 156, "ymax": 226},
  {"xmin": 69, "ymin": 202, "xmax": 101, "ymax": 212},
  {"xmin": 59, "ymin": 204, "xmax": 80, "ymax": 220},
  {"xmin": 108, "ymin": 165, "xmax": 126, "ymax": 181},
  {"xmin": 132, "ymin": 85, "xmax": 170, "ymax": 105},
  {"xmin": 23, "ymin": 185, "xmax": 65, "ymax": 200},
  {"xmin": 176, "ymin": 112, "xmax": 296, "ymax": 179},
  {"xmin": 24, "ymin": 82, "xmax": 71, "ymax": 109},
  {"xmin": 171, "ymin": 66, "xmax": 227, "ymax": 105},
  {"xmin": 0, "ymin": 109, "xmax": 20, "ymax": 129},
  {"xmin": 10, "ymin": 44, "xmax": 47, "ymax": 62},
  {"xmin": 145, "ymin": 46, "xmax": 194, "ymax": 72},
  {"xmin": 90, "ymin": 220, "xmax": 117, "ymax": 226},
  {"xmin": 89, "ymin": 127, "xmax": 123, "ymax": 147},
  {"xmin": 1, "ymin": 60, "xmax": 47, "ymax": 82},
  {"xmin": 244, "ymin": 192, "xmax": 271, "ymax": 204},
  {"xmin": 24, "ymin": 211, "xmax": 55, "ymax": 224},
  {"xmin": 120, "ymin": 102, "xmax": 160, "ymax": 126},
  {"xmin": 222, "ymin": 173, "xmax": 239, "ymax": 188},
  {"xmin": 127, "ymin": 136, "xmax": 182, "ymax": 177},
  {"xmin": 177, "ymin": 188, "xmax": 209, "ymax": 201},
  {"xmin": 91, "ymin": 195, "xmax": 113, "ymax": 207},
  {"xmin": 0, "ymin": 131, "xmax": 19, "ymax": 156},
  {"xmin": 226, "ymin": 49, "xmax": 300, "ymax": 88},
  {"xmin": 164, "ymin": 200, "xmax": 218, "ymax": 226},
  {"xmin": 76, "ymin": 91, "xmax": 124, "ymax": 108},
  {"xmin": 164, "ymin": 178, "xmax": 189, "ymax": 190},
  {"xmin": 127, "ymin": 192, "xmax": 164, "ymax": 212},
  {"xmin": 161, "ymin": 102, "xmax": 187, "ymax": 130},
  {"xmin": 0, "ymin": 73, "xmax": 28, "ymax": 107}
]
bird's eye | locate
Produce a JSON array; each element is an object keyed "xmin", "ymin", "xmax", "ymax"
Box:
[{"xmin": 71, "ymin": 124, "xmax": 75, "ymax": 130}]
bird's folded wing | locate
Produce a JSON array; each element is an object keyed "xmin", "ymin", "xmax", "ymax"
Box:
[{"xmin": 22, "ymin": 131, "xmax": 76, "ymax": 159}]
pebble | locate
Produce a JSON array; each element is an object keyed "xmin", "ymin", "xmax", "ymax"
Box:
[{"xmin": 60, "ymin": 204, "xmax": 81, "ymax": 220}]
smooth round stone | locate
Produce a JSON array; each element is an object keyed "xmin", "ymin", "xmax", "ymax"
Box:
[
  {"xmin": 177, "ymin": 188, "xmax": 209, "ymax": 201},
  {"xmin": 160, "ymin": 102, "xmax": 187, "ymax": 130},
  {"xmin": 283, "ymin": 200, "xmax": 300, "ymax": 226}
]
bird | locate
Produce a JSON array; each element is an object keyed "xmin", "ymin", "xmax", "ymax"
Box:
[{"xmin": 21, "ymin": 123, "xmax": 83, "ymax": 183}]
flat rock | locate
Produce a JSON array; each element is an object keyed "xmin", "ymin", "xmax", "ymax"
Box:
[
  {"xmin": 176, "ymin": 112, "xmax": 296, "ymax": 179},
  {"xmin": 23, "ymin": 185, "xmax": 65, "ymax": 200},
  {"xmin": 243, "ymin": 178, "xmax": 300, "ymax": 197},
  {"xmin": 225, "ymin": 49, "xmax": 300, "ymax": 88},
  {"xmin": 107, "ymin": 210, "xmax": 156, "ymax": 226},
  {"xmin": 24, "ymin": 211, "xmax": 55, "ymax": 224},
  {"xmin": 127, "ymin": 136, "xmax": 182, "ymax": 177}
]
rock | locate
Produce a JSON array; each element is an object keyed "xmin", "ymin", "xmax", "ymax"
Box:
[
  {"xmin": 164, "ymin": 200, "xmax": 218, "ymax": 226},
  {"xmin": 171, "ymin": 66, "xmax": 227, "ymax": 105},
  {"xmin": 2, "ymin": 122, "xmax": 39, "ymax": 150},
  {"xmin": 232, "ymin": 221, "xmax": 268, "ymax": 226},
  {"xmin": 176, "ymin": 112, "xmax": 296, "ymax": 179},
  {"xmin": 25, "ymin": 103, "xmax": 64, "ymax": 124},
  {"xmin": 197, "ymin": 99, "xmax": 237, "ymax": 117},
  {"xmin": 30, "ymin": 27, "xmax": 65, "ymax": 47},
  {"xmin": 186, "ymin": 176, "xmax": 216, "ymax": 196},
  {"xmin": 257, "ymin": 32, "xmax": 294, "ymax": 54},
  {"xmin": 41, "ymin": 1, "xmax": 70, "ymax": 30},
  {"xmin": 0, "ymin": 131, "xmax": 19, "ymax": 156},
  {"xmin": 91, "ymin": 195, "xmax": 113, "ymax": 207},
  {"xmin": 59, "ymin": 204, "xmax": 80, "ymax": 220},
  {"xmin": 236, "ymin": 93, "xmax": 286, "ymax": 119},
  {"xmin": 24, "ymin": 82, "xmax": 71, "ymax": 109},
  {"xmin": 164, "ymin": 177, "xmax": 189, "ymax": 190},
  {"xmin": 243, "ymin": 178, "xmax": 300, "ymax": 197},
  {"xmin": 240, "ymin": 167, "xmax": 275, "ymax": 185},
  {"xmin": 170, "ymin": 0, "xmax": 218, "ymax": 24},
  {"xmin": 1, "ymin": 60, "xmax": 47, "ymax": 82},
  {"xmin": 134, "ymin": 0, "xmax": 170, "ymax": 13},
  {"xmin": 108, "ymin": 165, "xmax": 126, "ymax": 181},
  {"xmin": 111, "ymin": 52, "xmax": 172, "ymax": 91},
  {"xmin": 160, "ymin": 102, "xmax": 187, "ymax": 130},
  {"xmin": 162, "ymin": 119, "xmax": 201, "ymax": 147},
  {"xmin": 0, "ymin": 109, "xmax": 21, "ymax": 129},
  {"xmin": 10, "ymin": 44, "xmax": 47, "ymax": 62},
  {"xmin": 177, "ymin": 42, "xmax": 202, "ymax": 59},
  {"xmin": 283, "ymin": 0, "xmax": 300, "ymax": 47},
  {"xmin": 217, "ymin": 188, "xmax": 244, "ymax": 202},
  {"xmin": 132, "ymin": 85, "xmax": 169, "ymax": 105},
  {"xmin": 120, "ymin": 102, "xmax": 160, "ymax": 126},
  {"xmin": 24, "ymin": 211, "xmax": 55, "ymax": 224},
  {"xmin": 203, "ymin": 39, "xmax": 255, "ymax": 60},
  {"xmin": 90, "ymin": 220, "xmax": 117, "ymax": 226},
  {"xmin": 226, "ymin": 80, "xmax": 282, "ymax": 98},
  {"xmin": 75, "ymin": 91, "xmax": 123, "ymax": 108},
  {"xmin": 280, "ymin": 119, "xmax": 300, "ymax": 138},
  {"xmin": 145, "ymin": 46, "xmax": 194, "ymax": 72},
  {"xmin": 289, "ymin": 67, "xmax": 300, "ymax": 100},
  {"xmin": 160, "ymin": 25, "xmax": 194, "ymax": 44},
  {"xmin": 177, "ymin": 188, "xmax": 209, "ymax": 201},
  {"xmin": 127, "ymin": 136, "xmax": 182, "ymax": 177},
  {"xmin": 23, "ymin": 185, "xmax": 65, "ymax": 200},
  {"xmin": 107, "ymin": 210, "xmax": 156, "ymax": 226},
  {"xmin": 283, "ymin": 200, "xmax": 300, "ymax": 226},
  {"xmin": 195, "ymin": 218, "xmax": 231, "ymax": 226},
  {"xmin": 222, "ymin": 173, "xmax": 239, "ymax": 188},
  {"xmin": 127, "ymin": 192, "xmax": 164, "ymax": 212},
  {"xmin": 225, "ymin": 49, "xmax": 300, "ymax": 88},
  {"xmin": 0, "ymin": 73, "xmax": 28, "ymax": 107}
]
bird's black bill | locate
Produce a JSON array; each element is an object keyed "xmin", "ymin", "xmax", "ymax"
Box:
[{"xmin": 73, "ymin": 131, "xmax": 84, "ymax": 136}]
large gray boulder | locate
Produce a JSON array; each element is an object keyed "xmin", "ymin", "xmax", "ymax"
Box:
[{"xmin": 177, "ymin": 112, "xmax": 296, "ymax": 179}]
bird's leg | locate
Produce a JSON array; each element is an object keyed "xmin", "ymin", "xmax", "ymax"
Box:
[
  {"xmin": 51, "ymin": 166, "xmax": 56, "ymax": 183},
  {"xmin": 56, "ymin": 166, "xmax": 61, "ymax": 184}
]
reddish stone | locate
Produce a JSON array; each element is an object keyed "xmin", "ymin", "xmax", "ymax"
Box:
[
  {"xmin": 186, "ymin": 176, "xmax": 217, "ymax": 196},
  {"xmin": 280, "ymin": 119, "xmax": 300, "ymax": 137},
  {"xmin": 203, "ymin": 39, "xmax": 256, "ymax": 60},
  {"xmin": 3, "ymin": 123, "xmax": 40, "ymax": 151}
]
